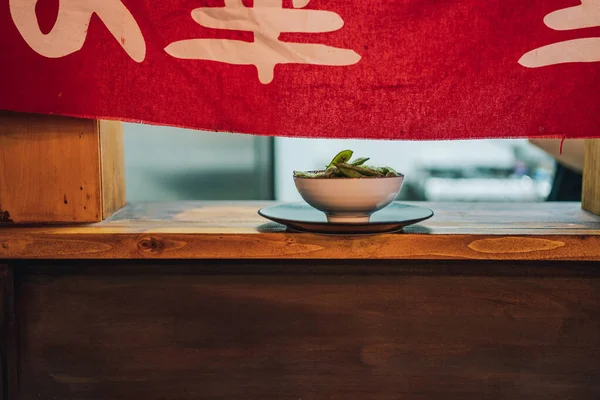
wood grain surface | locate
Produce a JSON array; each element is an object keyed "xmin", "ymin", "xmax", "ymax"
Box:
[
  {"xmin": 0, "ymin": 266, "xmax": 4, "ymax": 400},
  {"xmin": 583, "ymin": 140, "xmax": 600, "ymax": 216},
  {"xmin": 0, "ymin": 112, "xmax": 102, "ymax": 223},
  {"xmin": 0, "ymin": 112, "xmax": 126, "ymax": 223},
  {"xmin": 0, "ymin": 265, "xmax": 16, "ymax": 400},
  {"xmin": 0, "ymin": 202, "xmax": 599, "ymax": 260},
  {"xmin": 14, "ymin": 270, "xmax": 600, "ymax": 399},
  {"xmin": 99, "ymin": 120, "xmax": 126, "ymax": 219}
]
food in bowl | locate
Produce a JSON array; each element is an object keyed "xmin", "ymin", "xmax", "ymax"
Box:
[
  {"xmin": 293, "ymin": 150, "xmax": 401, "ymax": 179},
  {"xmin": 293, "ymin": 150, "xmax": 404, "ymax": 223}
]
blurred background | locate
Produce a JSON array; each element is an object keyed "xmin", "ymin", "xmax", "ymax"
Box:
[{"xmin": 124, "ymin": 123, "xmax": 555, "ymax": 203}]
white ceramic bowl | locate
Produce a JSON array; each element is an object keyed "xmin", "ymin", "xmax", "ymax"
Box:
[{"xmin": 294, "ymin": 172, "xmax": 405, "ymax": 223}]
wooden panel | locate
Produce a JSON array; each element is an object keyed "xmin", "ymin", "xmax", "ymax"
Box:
[
  {"xmin": 583, "ymin": 139, "xmax": 600, "ymax": 216},
  {"xmin": 0, "ymin": 112, "xmax": 102, "ymax": 223},
  {"xmin": 99, "ymin": 121, "xmax": 126, "ymax": 219},
  {"xmin": 0, "ymin": 266, "xmax": 4, "ymax": 400},
  {"xmin": 0, "ymin": 112, "xmax": 126, "ymax": 223},
  {"xmin": 0, "ymin": 265, "xmax": 17, "ymax": 400},
  {"xmin": 15, "ymin": 270, "xmax": 600, "ymax": 399},
  {"xmin": 104, "ymin": 201, "xmax": 600, "ymax": 234},
  {"xmin": 2, "ymin": 231, "xmax": 600, "ymax": 261},
  {"xmin": 0, "ymin": 202, "xmax": 599, "ymax": 260}
]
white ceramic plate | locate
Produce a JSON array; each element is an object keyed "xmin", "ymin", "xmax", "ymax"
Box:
[{"xmin": 258, "ymin": 202, "xmax": 434, "ymax": 234}]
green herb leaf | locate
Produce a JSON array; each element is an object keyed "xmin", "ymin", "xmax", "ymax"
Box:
[
  {"xmin": 350, "ymin": 157, "xmax": 370, "ymax": 166},
  {"xmin": 327, "ymin": 149, "xmax": 353, "ymax": 168}
]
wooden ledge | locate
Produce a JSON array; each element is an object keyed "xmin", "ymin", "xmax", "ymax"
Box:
[{"xmin": 0, "ymin": 202, "xmax": 599, "ymax": 261}]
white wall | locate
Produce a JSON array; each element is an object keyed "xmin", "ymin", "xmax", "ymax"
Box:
[
  {"xmin": 274, "ymin": 138, "xmax": 547, "ymax": 202},
  {"xmin": 124, "ymin": 123, "xmax": 260, "ymax": 201}
]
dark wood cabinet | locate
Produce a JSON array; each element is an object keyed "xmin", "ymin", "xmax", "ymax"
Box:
[{"xmin": 2, "ymin": 202, "xmax": 600, "ymax": 399}]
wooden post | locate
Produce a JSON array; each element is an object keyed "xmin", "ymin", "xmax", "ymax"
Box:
[
  {"xmin": 0, "ymin": 112, "xmax": 126, "ymax": 224},
  {"xmin": 582, "ymin": 140, "xmax": 600, "ymax": 216}
]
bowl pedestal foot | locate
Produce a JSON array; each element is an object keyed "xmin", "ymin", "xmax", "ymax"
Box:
[{"xmin": 326, "ymin": 214, "xmax": 371, "ymax": 224}]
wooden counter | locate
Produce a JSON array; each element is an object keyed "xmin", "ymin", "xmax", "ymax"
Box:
[
  {"xmin": 2, "ymin": 202, "xmax": 600, "ymax": 400},
  {"xmin": 1, "ymin": 201, "xmax": 600, "ymax": 260}
]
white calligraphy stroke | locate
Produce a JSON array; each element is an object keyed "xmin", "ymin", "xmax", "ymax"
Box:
[
  {"xmin": 10, "ymin": 0, "xmax": 146, "ymax": 62},
  {"xmin": 165, "ymin": 0, "xmax": 361, "ymax": 84},
  {"xmin": 519, "ymin": 0, "xmax": 600, "ymax": 68}
]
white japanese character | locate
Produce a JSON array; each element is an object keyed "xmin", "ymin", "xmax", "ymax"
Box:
[
  {"xmin": 165, "ymin": 0, "xmax": 361, "ymax": 84},
  {"xmin": 519, "ymin": 0, "xmax": 600, "ymax": 68},
  {"xmin": 9, "ymin": 0, "xmax": 146, "ymax": 62}
]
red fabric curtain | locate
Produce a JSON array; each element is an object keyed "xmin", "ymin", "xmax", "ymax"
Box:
[{"xmin": 1, "ymin": 0, "xmax": 599, "ymax": 140}]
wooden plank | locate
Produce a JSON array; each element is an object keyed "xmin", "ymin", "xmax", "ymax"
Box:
[
  {"xmin": 0, "ymin": 202, "xmax": 599, "ymax": 261},
  {"xmin": 0, "ymin": 112, "xmax": 102, "ymax": 223},
  {"xmin": 101, "ymin": 201, "xmax": 600, "ymax": 233},
  {"xmin": 0, "ymin": 266, "xmax": 3, "ymax": 400},
  {"xmin": 99, "ymin": 121, "xmax": 126, "ymax": 219},
  {"xmin": 1, "ymin": 231, "xmax": 600, "ymax": 261},
  {"xmin": 15, "ymin": 271, "xmax": 600, "ymax": 399},
  {"xmin": 0, "ymin": 112, "xmax": 126, "ymax": 223},
  {"xmin": 17, "ymin": 260, "xmax": 600, "ymax": 278},
  {"xmin": 583, "ymin": 139, "xmax": 600, "ymax": 216},
  {"xmin": 2, "ymin": 201, "xmax": 600, "ymax": 235},
  {"xmin": 0, "ymin": 265, "xmax": 16, "ymax": 400}
]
